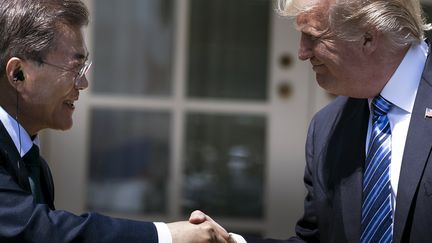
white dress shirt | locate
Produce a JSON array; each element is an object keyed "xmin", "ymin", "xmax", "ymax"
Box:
[
  {"xmin": 0, "ymin": 106, "xmax": 173, "ymax": 243},
  {"xmin": 0, "ymin": 106, "xmax": 37, "ymax": 156},
  {"xmin": 366, "ymin": 40, "xmax": 428, "ymax": 214}
]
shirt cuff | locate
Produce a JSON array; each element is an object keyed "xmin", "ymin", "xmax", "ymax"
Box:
[
  {"xmin": 230, "ymin": 233, "xmax": 247, "ymax": 243},
  {"xmin": 154, "ymin": 222, "xmax": 173, "ymax": 243}
]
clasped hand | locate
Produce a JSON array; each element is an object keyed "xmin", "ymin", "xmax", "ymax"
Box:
[{"xmin": 167, "ymin": 210, "xmax": 236, "ymax": 243}]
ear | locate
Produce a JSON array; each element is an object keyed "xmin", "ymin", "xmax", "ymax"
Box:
[
  {"xmin": 5, "ymin": 57, "xmax": 25, "ymax": 90},
  {"xmin": 362, "ymin": 29, "xmax": 379, "ymax": 55}
]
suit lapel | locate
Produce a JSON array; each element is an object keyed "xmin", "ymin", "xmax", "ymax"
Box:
[
  {"xmin": 40, "ymin": 157, "xmax": 55, "ymax": 209},
  {"xmin": 323, "ymin": 98, "xmax": 369, "ymax": 243},
  {"xmin": 393, "ymin": 56, "xmax": 432, "ymax": 242},
  {"xmin": 341, "ymin": 99, "xmax": 369, "ymax": 243},
  {"xmin": 0, "ymin": 122, "xmax": 31, "ymax": 192},
  {"xmin": 0, "ymin": 122, "xmax": 55, "ymax": 209}
]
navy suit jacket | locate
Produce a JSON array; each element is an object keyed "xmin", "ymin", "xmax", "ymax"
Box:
[
  {"xmin": 246, "ymin": 47, "xmax": 432, "ymax": 243},
  {"xmin": 0, "ymin": 123, "xmax": 158, "ymax": 242}
]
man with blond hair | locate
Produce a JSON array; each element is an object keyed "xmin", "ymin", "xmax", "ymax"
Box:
[{"xmin": 193, "ymin": 0, "xmax": 432, "ymax": 242}]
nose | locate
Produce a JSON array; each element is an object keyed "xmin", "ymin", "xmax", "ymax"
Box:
[
  {"xmin": 298, "ymin": 33, "xmax": 313, "ymax": 61},
  {"xmin": 74, "ymin": 75, "xmax": 89, "ymax": 90}
]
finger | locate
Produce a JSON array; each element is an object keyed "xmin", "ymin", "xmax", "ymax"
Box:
[
  {"xmin": 203, "ymin": 215, "xmax": 230, "ymax": 240},
  {"xmin": 227, "ymin": 234, "xmax": 237, "ymax": 243},
  {"xmin": 190, "ymin": 211, "xmax": 230, "ymax": 240},
  {"xmin": 189, "ymin": 210, "xmax": 207, "ymax": 224},
  {"xmin": 214, "ymin": 231, "xmax": 228, "ymax": 243},
  {"xmin": 201, "ymin": 221, "xmax": 228, "ymax": 243}
]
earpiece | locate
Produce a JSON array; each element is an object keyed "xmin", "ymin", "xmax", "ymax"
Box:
[{"xmin": 13, "ymin": 70, "xmax": 24, "ymax": 81}]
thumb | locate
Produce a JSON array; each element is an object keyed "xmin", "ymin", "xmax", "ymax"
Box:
[
  {"xmin": 189, "ymin": 210, "xmax": 207, "ymax": 224},
  {"xmin": 190, "ymin": 210, "xmax": 229, "ymax": 236}
]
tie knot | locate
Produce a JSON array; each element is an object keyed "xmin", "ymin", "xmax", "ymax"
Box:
[
  {"xmin": 23, "ymin": 144, "xmax": 41, "ymax": 167},
  {"xmin": 372, "ymin": 95, "xmax": 392, "ymax": 116}
]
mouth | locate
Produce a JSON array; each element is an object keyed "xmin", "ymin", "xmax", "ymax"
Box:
[
  {"xmin": 64, "ymin": 99, "xmax": 77, "ymax": 110},
  {"xmin": 310, "ymin": 59, "xmax": 324, "ymax": 68},
  {"xmin": 311, "ymin": 63, "xmax": 325, "ymax": 73}
]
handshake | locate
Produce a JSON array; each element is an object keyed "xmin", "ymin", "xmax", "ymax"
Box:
[{"xmin": 167, "ymin": 210, "xmax": 237, "ymax": 243}]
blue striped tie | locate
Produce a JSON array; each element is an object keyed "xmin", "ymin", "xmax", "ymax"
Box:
[{"xmin": 361, "ymin": 95, "xmax": 393, "ymax": 243}]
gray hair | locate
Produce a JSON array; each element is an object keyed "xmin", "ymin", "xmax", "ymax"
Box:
[
  {"xmin": 277, "ymin": 0, "xmax": 431, "ymax": 47},
  {"xmin": 276, "ymin": 0, "xmax": 317, "ymax": 16},
  {"xmin": 0, "ymin": 0, "xmax": 89, "ymax": 78}
]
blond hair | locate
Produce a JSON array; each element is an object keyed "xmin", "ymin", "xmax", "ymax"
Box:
[{"xmin": 277, "ymin": 0, "xmax": 431, "ymax": 47}]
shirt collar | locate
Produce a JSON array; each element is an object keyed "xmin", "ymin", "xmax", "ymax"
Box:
[
  {"xmin": 0, "ymin": 106, "xmax": 39, "ymax": 157},
  {"xmin": 378, "ymin": 40, "xmax": 428, "ymax": 113}
]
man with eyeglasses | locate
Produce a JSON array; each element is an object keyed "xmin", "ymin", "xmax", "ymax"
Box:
[{"xmin": 0, "ymin": 0, "xmax": 231, "ymax": 242}]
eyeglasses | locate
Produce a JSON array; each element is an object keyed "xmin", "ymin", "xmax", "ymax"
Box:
[{"xmin": 40, "ymin": 60, "xmax": 92, "ymax": 81}]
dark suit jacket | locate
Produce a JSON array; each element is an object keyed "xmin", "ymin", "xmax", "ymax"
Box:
[
  {"xmin": 0, "ymin": 123, "xmax": 158, "ymax": 242},
  {"xmin": 246, "ymin": 48, "xmax": 432, "ymax": 243}
]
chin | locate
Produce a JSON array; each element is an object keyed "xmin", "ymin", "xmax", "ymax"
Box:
[
  {"xmin": 52, "ymin": 119, "xmax": 74, "ymax": 131},
  {"xmin": 62, "ymin": 121, "xmax": 74, "ymax": 131},
  {"xmin": 316, "ymin": 77, "xmax": 331, "ymax": 91},
  {"xmin": 60, "ymin": 124, "xmax": 73, "ymax": 131},
  {"xmin": 316, "ymin": 75, "xmax": 341, "ymax": 95}
]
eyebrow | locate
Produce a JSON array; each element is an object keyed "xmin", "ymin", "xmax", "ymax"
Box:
[
  {"xmin": 297, "ymin": 23, "xmax": 331, "ymax": 38},
  {"xmin": 297, "ymin": 25, "xmax": 318, "ymax": 36}
]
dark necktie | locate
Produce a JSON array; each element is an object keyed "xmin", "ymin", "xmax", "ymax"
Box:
[
  {"xmin": 361, "ymin": 95, "xmax": 393, "ymax": 243},
  {"xmin": 23, "ymin": 144, "xmax": 44, "ymax": 204}
]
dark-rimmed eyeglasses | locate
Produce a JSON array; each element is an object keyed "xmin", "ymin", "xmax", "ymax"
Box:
[{"xmin": 40, "ymin": 60, "xmax": 92, "ymax": 82}]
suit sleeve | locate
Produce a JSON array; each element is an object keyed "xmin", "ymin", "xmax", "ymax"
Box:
[
  {"xmin": 293, "ymin": 115, "xmax": 320, "ymax": 242},
  {"xmin": 243, "ymin": 117, "xmax": 320, "ymax": 243},
  {"xmin": 0, "ymin": 165, "xmax": 158, "ymax": 243}
]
